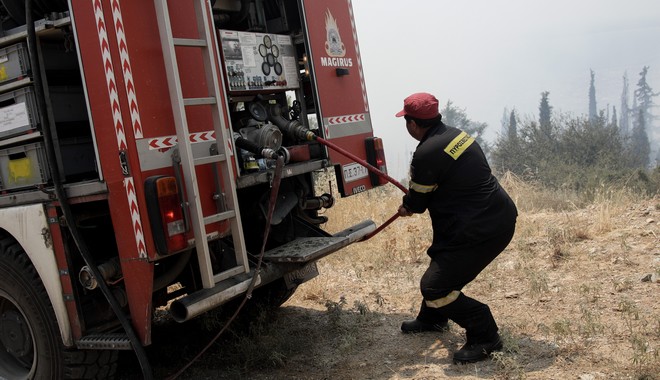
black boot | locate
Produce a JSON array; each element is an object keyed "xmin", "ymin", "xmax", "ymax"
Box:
[
  {"xmin": 439, "ymin": 293, "xmax": 502, "ymax": 363},
  {"xmin": 401, "ymin": 301, "xmax": 449, "ymax": 334},
  {"xmin": 453, "ymin": 334, "xmax": 503, "ymax": 363},
  {"xmin": 401, "ymin": 318, "xmax": 449, "ymax": 333}
]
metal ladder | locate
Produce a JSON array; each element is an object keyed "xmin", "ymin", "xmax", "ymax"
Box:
[{"xmin": 154, "ymin": 0, "xmax": 248, "ymax": 289}]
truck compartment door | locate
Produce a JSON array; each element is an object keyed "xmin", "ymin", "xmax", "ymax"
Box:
[{"xmin": 300, "ymin": 0, "xmax": 381, "ymax": 197}]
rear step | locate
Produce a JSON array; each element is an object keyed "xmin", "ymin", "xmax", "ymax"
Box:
[
  {"xmin": 168, "ymin": 220, "xmax": 376, "ymax": 322},
  {"xmin": 263, "ymin": 220, "xmax": 376, "ymax": 263},
  {"xmin": 76, "ymin": 333, "xmax": 132, "ymax": 350}
]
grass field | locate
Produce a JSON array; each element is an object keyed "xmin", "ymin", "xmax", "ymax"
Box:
[{"xmin": 122, "ymin": 173, "xmax": 659, "ymax": 379}]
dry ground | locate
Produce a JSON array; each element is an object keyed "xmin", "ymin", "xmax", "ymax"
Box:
[{"xmin": 121, "ymin": 176, "xmax": 659, "ymax": 380}]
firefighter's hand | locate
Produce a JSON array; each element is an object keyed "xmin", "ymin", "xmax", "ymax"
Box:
[{"xmin": 398, "ymin": 205, "xmax": 413, "ymax": 217}]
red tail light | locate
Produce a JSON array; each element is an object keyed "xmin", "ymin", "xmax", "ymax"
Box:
[
  {"xmin": 365, "ymin": 137, "xmax": 388, "ymax": 186},
  {"xmin": 145, "ymin": 176, "xmax": 187, "ymax": 255}
]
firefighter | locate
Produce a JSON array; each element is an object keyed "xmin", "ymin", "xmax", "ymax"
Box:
[{"xmin": 394, "ymin": 92, "xmax": 517, "ymax": 364}]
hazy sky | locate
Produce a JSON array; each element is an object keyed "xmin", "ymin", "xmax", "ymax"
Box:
[{"xmin": 351, "ymin": 0, "xmax": 660, "ymax": 179}]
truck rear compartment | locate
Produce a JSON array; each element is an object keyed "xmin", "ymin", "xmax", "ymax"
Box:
[{"xmin": 0, "ymin": 0, "xmax": 381, "ymax": 350}]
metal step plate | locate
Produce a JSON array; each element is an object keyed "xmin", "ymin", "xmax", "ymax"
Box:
[
  {"xmin": 263, "ymin": 236, "xmax": 349, "ymax": 263},
  {"xmin": 76, "ymin": 333, "xmax": 131, "ymax": 350}
]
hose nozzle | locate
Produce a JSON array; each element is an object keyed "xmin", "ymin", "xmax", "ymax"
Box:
[{"xmin": 267, "ymin": 104, "xmax": 315, "ymax": 141}]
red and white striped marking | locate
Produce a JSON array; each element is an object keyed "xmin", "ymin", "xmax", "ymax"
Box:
[
  {"xmin": 189, "ymin": 131, "xmax": 216, "ymax": 143},
  {"xmin": 93, "ymin": 0, "xmax": 126, "ymax": 151},
  {"xmin": 125, "ymin": 178, "xmax": 146, "ymax": 257},
  {"xmin": 347, "ymin": 0, "xmax": 369, "ymax": 113},
  {"xmin": 226, "ymin": 137, "xmax": 234, "ymax": 156},
  {"xmin": 148, "ymin": 131, "xmax": 217, "ymax": 150},
  {"xmin": 110, "ymin": 0, "xmax": 143, "ymax": 138},
  {"xmin": 94, "ymin": 0, "xmax": 146, "ymax": 258},
  {"xmin": 327, "ymin": 113, "xmax": 366, "ymax": 125}
]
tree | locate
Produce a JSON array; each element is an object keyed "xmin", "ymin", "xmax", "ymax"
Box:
[
  {"xmin": 611, "ymin": 106, "xmax": 618, "ymax": 129},
  {"xmin": 589, "ymin": 69, "xmax": 597, "ymax": 122},
  {"xmin": 620, "ymin": 73, "xmax": 630, "ymax": 135},
  {"xmin": 539, "ymin": 91, "xmax": 553, "ymax": 135},
  {"xmin": 634, "ymin": 66, "xmax": 656, "ymax": 130},
  {"xmin": 500, "ymin": 107, "xmax": 510, "ymax": 137},
  {"xmin": 629, "ymin": 108, "xmax": 651, "ymax": 168},
  {"xmin": 630, "ymin": 66, "xmax": 656, "ymax": 167},
  {"xmin": 508, "ymin": 109, "xmax": 518, "ymax": 140},
  {"xmin": 560, "ymin": 114, "xmax": 624, "ymax": 169},
  {"xmin": 491, "ymin": 108, "xmax": 525, "ymax": 174}
]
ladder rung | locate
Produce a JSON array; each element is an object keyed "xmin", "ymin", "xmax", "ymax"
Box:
[
  {"xmin": 173, "ymin": 38, "xmax": 206, "ymax": 47},
  {"xmin": 213, "ymin": 265, "xmax": 251, "ymax": 283},
  {"xmin": 204, "ymin": 210, "xmax": 236, "ymax": 225},
  {"xmin": 184, "ymin": 97, "xmax": 217, "ymax": 106},
  {"xmin": 194, "ymin": 153, "xmax": 226, "ymax": 166}
]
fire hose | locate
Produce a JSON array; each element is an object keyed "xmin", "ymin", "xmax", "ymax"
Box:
[
  {"xmin": 264, "ymin": 103, "xmax": 409, "ymax": 240},
  {"xmin": 312, "ymin": 136, "xmax": 409, "ymax": 241},
  {"xmin": 170, "ymin": 117, "xmax": 407, "ymax": 377}
]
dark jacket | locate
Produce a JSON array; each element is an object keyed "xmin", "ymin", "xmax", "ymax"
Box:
[{"xmin": 402, "ymin": 122, "xmax": 517, "ymax": 252}]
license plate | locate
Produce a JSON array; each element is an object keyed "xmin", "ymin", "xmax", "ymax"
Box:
[
  {"xmin": 342, "ymin": 162, "xmax": 368, "ymax": 183},
  {"xmin": 284, "ymin": 262, "xmax": 319, "ymax": 288}
]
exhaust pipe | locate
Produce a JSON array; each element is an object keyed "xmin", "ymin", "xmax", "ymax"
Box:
[{"xmin": 169, "ymin": 265, "xmax": 285, "ymax": 322}]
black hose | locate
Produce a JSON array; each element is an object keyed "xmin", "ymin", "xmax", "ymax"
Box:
[
  {"xmin": 25, "ymin": 2, "xmax": 153, "ymax": 378},
  {"xmin": 165, "ymin": 155, "xmax": 286, "ymax": 379}
]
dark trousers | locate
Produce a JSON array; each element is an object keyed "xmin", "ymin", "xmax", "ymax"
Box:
[{"xmin": 417, "ymin": 225, "xmax": 515, "ymax": 343}]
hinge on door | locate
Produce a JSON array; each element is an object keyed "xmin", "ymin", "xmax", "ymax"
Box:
[{"xmin": 119, "ymin": 151, "xmax": 130, "ymax": 176}]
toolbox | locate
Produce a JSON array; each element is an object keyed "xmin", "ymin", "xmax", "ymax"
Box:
[
  {"xmin": 0, "ymin": 142, "xmax": 50, "ymax": 191},
  {"xmin": 0, "ymin": 86, "xmax": 40, "ymax": 139},
  {"xmin": 0, "ymin": 42, "xmax": 30, "ymax": 85}
]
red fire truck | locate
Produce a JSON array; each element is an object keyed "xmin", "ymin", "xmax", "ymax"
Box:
[{"xmin": 0, "ymin": 0, "xmax": 387, "ymax": 378}]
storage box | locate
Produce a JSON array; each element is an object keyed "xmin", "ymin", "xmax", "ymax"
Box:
[
  {"xmin": 0, "ymin": 86, "xmax": 40, "ymax": 139},
  {"xmin": 0, "ymin": 142, "xmax": 50, "ymax": 191},
  {"xmin": 0, "ymin": 43, "xmax": 30, "ymax": 84}
]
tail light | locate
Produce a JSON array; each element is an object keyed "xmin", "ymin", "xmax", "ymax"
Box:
[
  {"xmin": 365, "ymin": 137, "xmax": 388, "ymax": 186},
  {"xmin": 145, "ymin": 176, "xmax": 187, "ymax": 255}
]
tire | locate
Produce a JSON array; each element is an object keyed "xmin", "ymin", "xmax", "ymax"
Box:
[
  {"xmin": 0, "ymin": 236, "xmax": 118, "ymax": 379},
  {"xmin": 251, "ymin": 278, "xmax": 298, "ymax": 310}
]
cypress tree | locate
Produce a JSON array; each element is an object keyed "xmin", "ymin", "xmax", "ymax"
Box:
[
  {"xmin": 500, "ymin": 107, "xmax": 510, "ymax": 137},
  {"xmin": 589, "ymin": 69, "xmax": 597, "ymax": 122},
  {"xmin": 631, "ymin": 66, "xmax": 656, "ymax": 166},
  {"xmin": 630, "ymin": 108, "xmax": 651, "ymax": 168},
  {"xmin": 539, "ymin": 91, "xmax": 552, "ymax": 134},
  {"xmin": 508, "ymin": 109, "xmax": 517, "ymax": 140},
  {"xmin": 620, "ymin": 73, "xmax": 630, "ymax": 135}
]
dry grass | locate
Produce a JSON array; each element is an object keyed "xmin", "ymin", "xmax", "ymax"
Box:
[
  {"xmin": 121, "ymin": 173, "xmax": 659, "ymax": 379},
  {"xmin": 286, "ymin": 173, "xmax": 659, "ymax": 380}
]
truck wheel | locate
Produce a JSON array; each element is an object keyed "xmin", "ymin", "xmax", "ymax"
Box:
[{"xmin": 0, "ymin": 237, "xmax": 118, "ymax": 379}]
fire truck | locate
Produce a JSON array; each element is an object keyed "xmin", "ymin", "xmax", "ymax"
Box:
[{"xmin": 0, "ymin": 0, "xmax": 388, "ymax": 378}]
